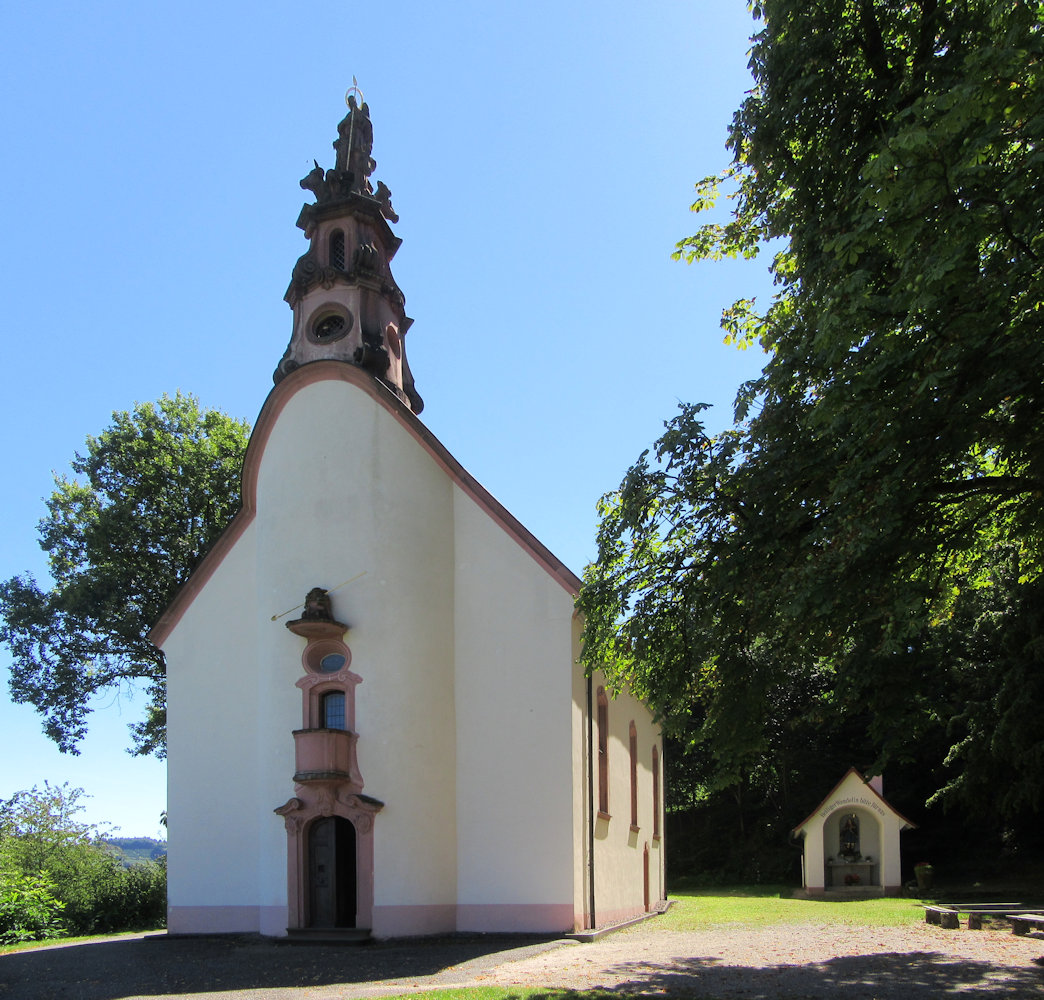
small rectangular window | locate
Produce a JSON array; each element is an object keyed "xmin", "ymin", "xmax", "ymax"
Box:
[{"xmin": 322, "ymin": 691, "xmax": 346, "ymax": 730}]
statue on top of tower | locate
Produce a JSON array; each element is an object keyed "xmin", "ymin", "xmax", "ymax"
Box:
[
  {"xmin": 296, "ymin": 94, "xmax": 397, "ymax": 223},
  {"xmin": 275, "ymin": 88, "xmax": 422, "ymax": 416}
]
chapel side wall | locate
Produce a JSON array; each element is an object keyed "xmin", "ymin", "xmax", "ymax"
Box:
[
  {"xmin": 570, "ymin": 613, "xmax": 589, "ymax": 929},
  {"xmin": 590, "ymin": 677, "xmax": 663, "ymax": 926},
  {"xmin": 452, "ymin": 487, "xmax": 576, "ymax": 932},
  {"xmin": 802, "ymin": 825, "xmax": 826, "ymax": 891},
  {"xmin": 254, "ymin": 379, "xmax": 458, "ymax": 938},
  {"xmin": 164, "ymin": 525, "xmax": 262, "ymax": 933},
  {"xmin": 881, "ymin": 815, "xmax": 903, "ymax": 890}
]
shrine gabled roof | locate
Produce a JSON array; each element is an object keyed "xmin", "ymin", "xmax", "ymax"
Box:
[{"xmin": 792, "ymin": 767, "xmax": 917, "ymax": 836}]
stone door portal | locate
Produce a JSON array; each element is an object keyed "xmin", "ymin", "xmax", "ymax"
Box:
[{"xmin": 308, "ymin": 816, "xmax": 357, "ymax": 927}]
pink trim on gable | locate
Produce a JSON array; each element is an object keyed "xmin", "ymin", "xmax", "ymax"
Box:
[
  {"xmin": 792, "ymin": 767, "xmax": 917, "ymax": 836},
  {"xmin": 151, "ymin": 361, "xmax": 581, "ymax": 647}
]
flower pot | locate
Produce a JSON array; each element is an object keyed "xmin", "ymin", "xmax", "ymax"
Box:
[{"xmin": 914, "ymin": 864, "xmax": 934, "ymax": 891}]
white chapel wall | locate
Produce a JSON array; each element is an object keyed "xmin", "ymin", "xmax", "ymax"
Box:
[
  {"xmin": 256, "ymin": 379, "xmax": 460, "ymax": 937},
  {"xmin": 164, "ymin": 522, "xmax": 261, "ymax": 932},
  {"xmin": 451, "ymin": 486, "xmax": 577, "ymax": 930},
  {"xmin": 164, "ymin": 366, "xmax": 663, "ymax": 936}
]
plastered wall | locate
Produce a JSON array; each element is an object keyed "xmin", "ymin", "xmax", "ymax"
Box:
[{"xmin": 163, "ymin": 367, "xmax": 657, "ymax": 937}]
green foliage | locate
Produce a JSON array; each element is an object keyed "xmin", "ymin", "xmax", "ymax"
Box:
[
  {"xmin": 579, "ymin": 0, "xmax": 1044, "ymax": 823},
  {"xmin": 0, "ymin": 872, "xmax": 65, "ymax": 944},
  {"xmin": 656, "ymin": 886, "xmax": 922, "ymax": 929},
  {"xmin": 0, "ymin": 391, "xmax": 250, "ymax": 755},
  {"xmin": 0, "ymin": 784, "xmax": 166, "ymax": 935},
  {"xmin": 54, "ymin": 851, "xmax": 166, "ymax": 934}
]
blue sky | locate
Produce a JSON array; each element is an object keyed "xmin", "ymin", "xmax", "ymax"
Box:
[{"xmin": 0, "ymin": 1, "xmax": 773, "ymax": 836}]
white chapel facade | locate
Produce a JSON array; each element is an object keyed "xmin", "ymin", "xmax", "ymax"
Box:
[{"xmin": 152, "ymin": 95, "xmax": 664, "ymax": 938}]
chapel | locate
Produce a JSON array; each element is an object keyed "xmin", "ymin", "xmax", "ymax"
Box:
[
  {"xmin": 792, "ymin": 768, "xmax": 915, "ymax": 897},
  {"xmin": 152, "ymin": 91, "xmax": 664, "ymax": 938}
]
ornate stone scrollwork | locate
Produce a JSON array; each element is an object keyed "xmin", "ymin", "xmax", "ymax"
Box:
[
  {"xmin": 274, "ymin": 797, "xmax": 305, "ymax": 833},
  {"xmin": 352, "ymin": 242, "xmax": 380, "ymax": 273},
  {"xmin": 316, "ymin": 786, "xmax": 336, "ymax": 817},
  {"xmin": 354, "ymin": 342, "xmax": 390, "ymax": 377}
]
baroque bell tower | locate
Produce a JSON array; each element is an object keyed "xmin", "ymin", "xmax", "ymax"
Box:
[{"xmin": 275, "ymin": 86, "xmax": 423, "ymax": 413}]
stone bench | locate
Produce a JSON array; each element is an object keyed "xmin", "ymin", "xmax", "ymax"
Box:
[
  {"xmin": 923, "ymin": 902, "xmax": 1026, "ymax": 930},
  {"xmin": 923, "ymin": 905, "xmax": 959, "ymax": 929},
  {"xmin": 1008, "ymin": 913, "xmax": 1044, "ymax": 936}
]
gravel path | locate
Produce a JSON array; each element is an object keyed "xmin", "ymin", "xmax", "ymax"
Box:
[
  {"xmin": 2, "ymin": 919, "xmax": 1043, "ymax": 999},
  {"xmin": 473, "ymin": 920, "xmax": 1044, "ymax": 998}
]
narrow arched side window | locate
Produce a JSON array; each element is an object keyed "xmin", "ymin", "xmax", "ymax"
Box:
[
  {"xmin": 629, "ymin": 721, "xmax": 639, "ymax": 830},
  {"xmin": 329, "ymin": 230, "xmax": 346, "ymax": 270},
  {"xmin": 652, "ymin": 745, "xmax": 661, "ymax": 839},
  {"xmin": 596, "ymin": 687, "xmax": 609, "ymax": 818},
  {"xmin": 321, "ymin": 690, "xmax": 347, "ymax": 730}
]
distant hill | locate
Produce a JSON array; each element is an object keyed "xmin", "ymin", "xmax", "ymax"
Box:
[{"xmin": 104, "ymin": 836, "xmax": 167, "ymax": 865}]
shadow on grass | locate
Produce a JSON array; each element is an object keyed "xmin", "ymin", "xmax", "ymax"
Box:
[{"xmin": 0, "ymin": 933, "xmax": 562, "ymax": 1000}]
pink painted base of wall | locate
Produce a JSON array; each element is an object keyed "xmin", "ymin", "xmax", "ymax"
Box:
[
  {"xmin": 371, "ymin": 904, "xmax": 457, "ymax": 938},
  {"xmin": 169, "ymin": 902, "xmax": 577, "ymax": 938},
  {"xmin": 168, "ymin": 905, "xmax": 287, "ymax": 934},
  {"xmin": 457, "ymin": 903, "xmax": 574, "ymax": 933}
]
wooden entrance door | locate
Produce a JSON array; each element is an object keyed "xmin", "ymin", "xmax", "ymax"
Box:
[{"xmin": 307, "ymin": 816, "xmax": 357, "ymax": 927}]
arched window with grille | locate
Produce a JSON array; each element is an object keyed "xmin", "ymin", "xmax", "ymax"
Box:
[{"xmin": 329, "ymin": 230, "xmax": 346, "ymax": 270}]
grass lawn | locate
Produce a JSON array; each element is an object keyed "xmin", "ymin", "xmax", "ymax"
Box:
[
  {"xmin": 0, "ymin": 929, "xmax": 160, "ymax": 956},
  {"xmin": 654, "ymin": 884, "xmax": 925, "ymax": 930}
]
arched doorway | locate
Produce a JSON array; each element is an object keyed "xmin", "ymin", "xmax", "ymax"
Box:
[{"xmin": 308, "ymin": 816, "xmax": 357, "ymax": 927}]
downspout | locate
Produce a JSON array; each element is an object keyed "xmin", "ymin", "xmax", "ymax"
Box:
[{"xmin": 586, "ymin": 673, "xmax": 596, "ymax": 929}]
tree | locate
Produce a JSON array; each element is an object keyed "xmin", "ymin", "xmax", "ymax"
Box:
[
  {"xmin": 0, "ymin": 783, "xmax": 98, "ymax": 876},
  {"xmin": 578, "ymin": 1, "xmax": 1044, "ymax": 820},
  {"xmin": 0, "ymin": 393, "xmax": 250, "ymax": 756},
  {"xmin": 0, "ymin": 783, "xmax": 167, "ymax": 934}
]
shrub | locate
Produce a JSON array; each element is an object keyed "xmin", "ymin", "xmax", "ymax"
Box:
[
  {"xmin": 55, "ymin": 851, "xmax": 166, "ymax": 934},
  {"xmin": 0, "ymin": 872, "xmax": 65, "ymax": 944},
  {"xmin": 0, "ymin": 784, "xmax": 167, "ymax": 935}
]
